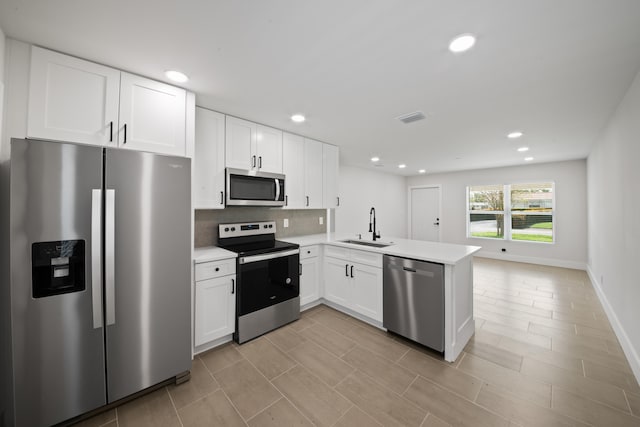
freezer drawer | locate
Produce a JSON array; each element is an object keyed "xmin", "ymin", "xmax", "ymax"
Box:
[{"xmin": 383, "ymin": 255, "xmax": 444, "ymax": 352}]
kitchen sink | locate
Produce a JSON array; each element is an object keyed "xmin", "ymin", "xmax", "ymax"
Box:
[{"xmin": 340, "ymin": 239, "xmax": 392, "ymax": 248}]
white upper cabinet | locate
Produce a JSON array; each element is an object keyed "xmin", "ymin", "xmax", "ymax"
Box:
[
  {"xmin": 118, "ymin": 73, "xmax": 186, "ymax": 156},
  {"xmin": 225, "ymin": 116, "xmax": 282, "ymax": 173},
  {"xmin": 27, "ymin": 46, "xmax": 189, "ymax": 157},
  {"xmin": 282, "ymin": 132, "xmax": 305, "ymax": 208},
  {"xmin": 323, "ymin": 144, "xmax": 340, "ymax": 208},
  {"xmin": 304, "ymin": 138, "xmax": 324, "ymax": 208},
  {"xmin": 28, "ymin": 46, "xmax": 120, "ymax": 146},
  {"xmin": 194, "ymin": 107, "xmax": 226, "ymax": 209}
]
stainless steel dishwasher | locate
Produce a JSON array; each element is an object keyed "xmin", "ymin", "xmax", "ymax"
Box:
[{"xmin": 383, "ymin": 255, "xmax": 444, "ymax": 352}]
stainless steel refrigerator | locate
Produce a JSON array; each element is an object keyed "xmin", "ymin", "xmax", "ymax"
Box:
[{"xmin": 1, "ymin": 138, "xmax": 191, "ymax": 426}]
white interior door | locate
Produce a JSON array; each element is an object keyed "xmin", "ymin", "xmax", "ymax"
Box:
[{"xmin": 410, "ymin": 186, "xmax": 441, "ymax": 241}]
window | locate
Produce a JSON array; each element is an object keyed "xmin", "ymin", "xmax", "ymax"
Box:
[{"xmin": 467, "ymin": 182, "xmax": 554, "ymax": 243}]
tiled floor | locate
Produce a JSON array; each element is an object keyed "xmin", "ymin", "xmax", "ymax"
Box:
[{"xmin": 75, "ymin": 258, "xmax": 640, "ymax": 427}]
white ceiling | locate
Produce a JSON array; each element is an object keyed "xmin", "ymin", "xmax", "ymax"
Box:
[{"xmin": 2, "ymin": 0, "xmax": 640, "ymax": 175}]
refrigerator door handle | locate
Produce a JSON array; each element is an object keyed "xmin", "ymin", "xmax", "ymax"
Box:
[
  {"xmin": 91, "ymin": 189, "xmax": 104, "ymax": 329},
  {"xmin": 106, "ymin": 189, "xmax": 116, "ymax": 326}
]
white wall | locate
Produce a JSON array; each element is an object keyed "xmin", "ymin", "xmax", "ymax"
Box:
[
  {"xmin": 335, "ymin": 165, "xmax": 408, "ymax": 239},
  {"xmin": 0, "ymin": 25, "xmax": 6, "ymax": 157},
  {"xmin": 407, "ymin": 160, "xmax": 588, "ymax": 269},
  {"xmin": 587, "ymin": 68, "xmax": 640, "ymax": 382}
]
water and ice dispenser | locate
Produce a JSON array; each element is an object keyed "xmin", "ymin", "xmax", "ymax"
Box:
[{"xmin": 32, "ymin": 240, "xmax": 86, "ymax": 298}]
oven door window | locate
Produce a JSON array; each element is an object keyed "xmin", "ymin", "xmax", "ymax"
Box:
[{"xmin": 237, "ymin": 254, "xmax": 300, "ymax": 315}]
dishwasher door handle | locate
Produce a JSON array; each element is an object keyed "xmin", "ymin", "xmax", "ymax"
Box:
[{"xmin": 403, "ymin": 267, "xmax": 417, "ymax": 273}]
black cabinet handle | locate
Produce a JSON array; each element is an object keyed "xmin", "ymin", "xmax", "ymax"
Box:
[
  {"xmin": 109, "ymin": 121, "xmax": 113, "ymax": 142},
  {"xmin": 285, "ymin": 195, "xmax": 288, "ymax": 206},
  {"xmin": 231, "ymin": 278, "xmax": 235, "ymax": 294},
  {"xmin": 345, "ymin": 264, "xmax": 349, "ymax": 277},
  {"xmin": 350, "ymin": 265, "xmax": 354, "ymax": 278},
  {"xmin": 337, "ymin": 196, "xmax": 340, "ymax": 206},
  {"xmin": 123, "ymin": 124, "xmax": 127, "ymax": 144},
  {"xmin": 220, "ymin": 191, "xmax": 224, "ymax": 205},
  {"xmin": 306, "ymin": 196, "xmax": 309, "ymax": 207},
  {"xmin": 252, "ymin": 155, "xmax": 256, "ymax": 168},
  {"xmin": 259, "ymin": 156, "xmax": 262, "ymax": 168},
  {"xmin": 215, "ymin": 267, "xmax": 220, "ymax": 272},
  {"xmin": 299, "ymin": 263, "xmax": 303, "ymax": 276}
]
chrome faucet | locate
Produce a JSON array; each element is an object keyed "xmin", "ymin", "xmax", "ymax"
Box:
[{"xmin": 369, "ymin": 207, "xmax": 381, "ymax": 241}]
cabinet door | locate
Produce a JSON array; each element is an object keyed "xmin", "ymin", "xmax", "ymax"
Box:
[
  {"xmin": 256, "ymin": 124, "xmax": 283, "ymax": 173},
  {"xmin": 300, "ymin": 257, "xmax": 320, "ymax": 306},
  {"xmin": 194, "ymin": 276, "xmax": 236, "ymax": 346},
  {"xmin": 304, "ymin": 138, "xmax": 324, "ymax": 208},
  {"xmin": 225, "ymin": 116, "xmax": 255, "ymax": 170},
  {"xmin": 119, "ymin": 73, "xmax": 187, "ymax": 156},
  {"xmin": 323, "ymin": 257, "xmax": 350, "ymax": 307},
  {"xmin": 323, "ymin": 144, "xmax": 340, "ymax": 208},
  {"xmin": 282, "ymin": 132, "xmax": 305, "ymax": 208},
  {"xmin": 351, "ymin": 263, "xmax": 383, "ymax": 322},
  {"xmin": 194, "ymin": 108, "xmax": 226, "ymax": 209},
  {"xmin": 28, "ymin": 46, "xmax": 120, "ymax": 146}
]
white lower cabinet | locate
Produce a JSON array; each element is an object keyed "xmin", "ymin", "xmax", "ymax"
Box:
[
  {"xmin": 194, "ymin": 258, "xmax": 236, "ymax": 347},
  {"xmin": 299, "ymin": 245, "xmax": 321, "ymax": 307},
  {"xmin": 323, "ymin": 246, "xmax": 382, "ymax": 322}
]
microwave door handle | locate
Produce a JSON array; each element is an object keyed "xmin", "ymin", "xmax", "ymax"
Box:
[{"xmin": 275, "ymin": 178, "xmax": 280, "ymax": 201}]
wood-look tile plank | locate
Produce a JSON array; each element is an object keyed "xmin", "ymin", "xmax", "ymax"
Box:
[
  {"xmin": 342, "ymin": 325, "xmax": 411, "ymax": 362},
  {"xmin": 398, "ymin": 349, "xmax": 483, "ymax": 401},
  {"xmin": 236, "ymin": 337, "xmax": 297, "ymax": 380},
  {"xmin": 117, "ymin": 388, "xmax": 181, "ymax": 427},
  {"xmin": 333, "ymin": 405, "xmax": 383, "ymax": 427},
  {"xmin": 482, "ymin": 320, "xmax": 551, "ymax": 349},
  {"xmin": 403, "ymin": 376, "xmax": 509, "ymax": 427},
  {"xmin": 307, "ymin": 308, "xmax": 356, "ymax": 335},
  {"xmin": 463, "ymin": 338, "xmax": 523, "ymax": 371},
  {"xmin": 272, "ymin": 365, "xmax": 351, "ymax": 427},
  {"xmin": 627, "ymin": 392, "xmax": 640, "ymax": 417},
  {"xmin": 178, "ymin": 389, "xmax": 245, "ymax": 427},
  {"xmin": 457, "ymin": 353, "xmax": 551, "ymax": 408},
  {"xmin": 421, "ymin": 413, "xmax": 452, "ymax": 427},
  {"xmin": 298, "ymin": 323, "xmax": 357, "ymax": 357},
  {"xmin": 520, "ymin": 358, "xmax": 630, "ymax": 412},
  {"xmin": 496, "ymin": 336, "xmax": 584, "ymax": 374},
  {"xmin": 199, "ymin": 342, "xmax": 244, "ymax": 374},
  {"xmin": 552, "ymin": 387, "xmax": 640, "ymax": 427},
  {"xmin": 213, "ymin": 359, "xmax": 282, "ymax": 420},
  {"xmin": 289, "ymin": 314, "xmax": 316, "ymax": 332},
  {"xmin": 167, "ymin": 357, "xmax": 219, "ymax": 410},
  {"xmin": 287, "ymin": 340, "xmax": 355, "ymax": 387},
  {"xmin": 582, "ymin": 359, "xmax": 640, "ymax": 394},
  {"xmin": 342, "ymin": 345, "xmax": 417, "ymax": 394},
  {"xmin": 551, "ymin": 340, "xmax": 633, "ymax": 374},
  {"xmin": 247, "ymin": 398, "xmax": 313, "ymax": 427},
  {"xmin": 476, "ymin": 384, "xmax": 589, "ymax": 427},
  {"xmin": 264, "ymin": 324, "xmax": 307, "ymax": 352},
  {"xmin": 335, "ymin": 370, "xmax": 427, "ymax": 427}
]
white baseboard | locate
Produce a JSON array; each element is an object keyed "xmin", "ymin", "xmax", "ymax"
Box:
[
  {"xmin": 475, "ymin": 251, "xmax": 587, "ymax": 271},
  {"xmin": 586, "ymin": 266, "xmax": 640, "ymax": 385}
]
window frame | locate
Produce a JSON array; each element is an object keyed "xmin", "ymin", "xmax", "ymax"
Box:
[{"xmin": 466, "ymin": 182, "xmax": 555, "ymax": 244}]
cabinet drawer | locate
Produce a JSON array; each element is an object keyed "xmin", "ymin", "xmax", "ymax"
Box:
[
  {"xmin": 195, "ymin": 258, "xmax": 236, "ymax": 281},
  {"xmin": 324, "ymin": 245, "xmax": 350, "ymax": 260},
  {"xmin": 300, "ymin": 245, "xmax": 319, "ymax": 259},
  {"xmin": 350, "ymin": 249, "xmax": 382, "ymax": 268}
]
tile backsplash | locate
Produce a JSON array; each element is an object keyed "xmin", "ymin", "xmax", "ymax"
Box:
[{"xmin": 195, "ymin": 208, "xmax": 327, "ymax": 247}]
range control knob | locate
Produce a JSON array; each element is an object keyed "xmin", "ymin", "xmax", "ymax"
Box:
[
  {"xmin": 263, "ymin": 225, "xmax": 268, "ymax": 228},
  {"xmin": 269, "ymin": 224, "xmax": 273, "ymax": 228},
  {"xmin": 224, "ymin": 227, "xmax": 229, "ymax": 232},
  {"xmin": 231, "ymin": 227, "xmax": 236, "ymax": 231}
]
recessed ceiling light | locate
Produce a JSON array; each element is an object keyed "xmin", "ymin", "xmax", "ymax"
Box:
[
  {"xmin": 418, "ymin": 169, "xmax": 426, "ymax": 174},
  {"xmin": 371, "ymin": 157, "xmax": 380, "ymax": 162},
  {"xmin": 517, "ymin": 147, "xmax": 529, "ymax": 152},
  {"xmin": 291, "ymin": 114, "xmax": 306, "ymax": 123},
  {"xmin": 398, "ymin": 164, "xmax": 406, "ymax": 169},
  {"xmin": 165, "ymin": 70, "xmax": 189, "ymax": 83},
  {"xmin": 524, "ymin": 157, "xmax": 534, "ymax": 161},
  {"xmin": 508, "ymin": 131, "xmax": 523, "ymax": 139},
  {"xmin": 449, "ymin": 34, "xmax": 476, "ymax": 53}
]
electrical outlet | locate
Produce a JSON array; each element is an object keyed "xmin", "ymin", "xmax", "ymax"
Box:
[
  {"xmin": 283, "ymin": 218, "xmax": 289, "ymax": 228},
  {"xmin": 319, "ymin": 217, "xmax": 324, "ymax": 225}
]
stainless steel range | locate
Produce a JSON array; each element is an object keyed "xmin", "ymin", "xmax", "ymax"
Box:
[{"xmin": 218, "ymin": 221, "xmax": 300, "ymax": 343}]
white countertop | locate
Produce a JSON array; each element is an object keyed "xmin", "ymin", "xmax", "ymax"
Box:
[
  {"xmin": 193, "ymin": 246, "xmax": 237, "ymax": 263},
  {"xmin": 281, "ymin": 233, "xmax": 481, "ymax": 265}
]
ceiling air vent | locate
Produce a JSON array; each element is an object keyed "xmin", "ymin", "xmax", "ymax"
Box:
[{"xmin": 396, "ymin": 111, "xmax": 426, "ymax": 124}]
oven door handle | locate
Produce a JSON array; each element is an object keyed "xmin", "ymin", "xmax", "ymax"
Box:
[{"xmin": 239, "ymin": 248, "xmax": 300, "ymax": 264}]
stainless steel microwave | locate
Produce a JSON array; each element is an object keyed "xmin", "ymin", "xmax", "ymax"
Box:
[{"xmin": 226, "ymin": 168, "xmax": 286, "ymax": 206}]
